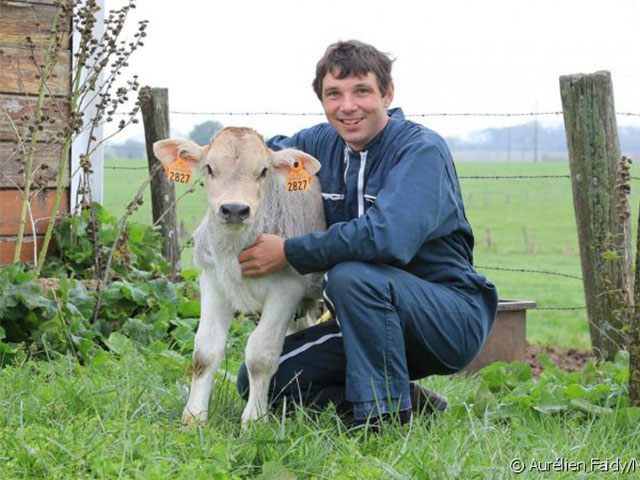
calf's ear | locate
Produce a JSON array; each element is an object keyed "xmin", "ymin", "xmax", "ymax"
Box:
[
  {"xmin": 153, "ymin": 139, "xmax": 205, "ymax": 167},
  {"xmin": 271, "ymin": 149, "xmax": 321, "ymax": 175}
]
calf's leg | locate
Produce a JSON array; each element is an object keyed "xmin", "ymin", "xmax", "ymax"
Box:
[
  {"xmin": 241, "ymin": 283, "xmax": 304, "ymax": 426},
  {"xmin": 182, "ymin": 272, "xmax": 233, "ymax": 425}
]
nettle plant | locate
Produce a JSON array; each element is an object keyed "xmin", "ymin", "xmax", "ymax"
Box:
[{"xmin": 6, "ymin": 0, "xmax": 146, "ymax": 275}]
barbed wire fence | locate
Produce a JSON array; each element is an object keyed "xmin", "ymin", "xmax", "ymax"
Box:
[{"xmin": 104, "ymin": 109, "xmax": 640, "ymax": 312}]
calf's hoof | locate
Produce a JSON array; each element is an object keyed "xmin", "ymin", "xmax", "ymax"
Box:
[
  {"xmin": 241, "ymin": 403, "xmax": 267, "ymax": 429},
  {"xmin": 181, "ymin": 407, "xmax": 207, "ymax": 427}
]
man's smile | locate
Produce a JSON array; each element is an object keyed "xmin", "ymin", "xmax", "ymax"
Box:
[{"xmin": 338, "ymin": 118, "xmax": 364, "ymax": 126}]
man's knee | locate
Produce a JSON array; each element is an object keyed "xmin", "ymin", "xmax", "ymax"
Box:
[{"xmin": 325, "ymin": 262, "xmax": 386, "ymax": 301}]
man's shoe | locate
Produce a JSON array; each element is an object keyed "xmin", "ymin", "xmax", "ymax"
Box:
[
  {"xmin": 409, "ymin": 382, "xmax": 448, "ymax": 414},
  {"xmin": 351, "ymin": 408, "xmax": 413, "ymax": 434}
]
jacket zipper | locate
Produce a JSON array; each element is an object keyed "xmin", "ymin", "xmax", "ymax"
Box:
[{"xmin": 357, "ymin": 151, "xmax": 367, "ymax": 216}]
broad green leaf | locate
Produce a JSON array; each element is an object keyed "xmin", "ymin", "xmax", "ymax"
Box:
[
  {"xmin": 509, "ymin": 361, "xmax": 533, "ymax": 382},
  {"xmin": 178, "ymin": 300, "xmax": 200, "ymax": 318},
  {"xmin": 532, "ymin": 388, "xmax": 567, "ymax": 415},
  {"xmin": 533, "ymin": 403, "xmax": 568, "ymax": 414},
  {"xmin": 565, "ymin": 384, "xmax": 589, "ymax": 400},
  {"xmin": 569, "ymin": 398, "xmax": 613, "ymax": 416},
  {"xmin": 149, "ymin": 278, "xmax": 177, "ymax": 304},
  {"xmin": 474, "ymin": 381, "xmax": 497, "ymax": 415},
  {"xmin": 503, "ymin": 393, "xmax": 533, "ymax": 407},
  {"xmin": 120, "ymin": 280, "xmax": 151, "ymax": 304},
  {"xmin": 181, "ymin": 269, "xmax": 200, "ymax": 281},
  {"xmin": 128, "ymin": 222, "xmax": 148, "ymax": 243},
  {"xmin": 170, "ymin": 325, "xmax": 195, "ymax": 350},
  {"xmin": 105, "ymin": 332, "xmax": 134, "ymax": 354}
]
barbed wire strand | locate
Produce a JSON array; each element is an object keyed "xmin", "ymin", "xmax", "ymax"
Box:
[
  {"xmin": 160, "ymin": 110, "xmax": 640, "ymax": 117},
  {"xmin": 105, "ymin": 165, "xmax": 147, "ymax": 170},
  {"xmin": 459, "ymin": 175, "xmax": 570, "ymax": 179},
  {"xmin": 536, "ymin": 306, "xmax": 587, "ymax": 310},
  {"xmin": 475, "ymin": 265, "xmax": 582, "ymax": 280},
  {"xmin": 111, "ymin": 110, "xmax": 640, "ymax": 117},
  {"xmin": 103, "ymin": 165, "xmax": 640, "ymax": 183}
]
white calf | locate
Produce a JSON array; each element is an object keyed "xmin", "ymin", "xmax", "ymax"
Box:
[{"xmin": 153, "ymin": 127, "xmax": 325, "ymax": 426}]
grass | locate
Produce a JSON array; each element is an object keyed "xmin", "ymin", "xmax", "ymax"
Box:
[
  {"xmin": 1, "ymin": 348, "xmax": 638, "ymax": 479},
  {"xmin": 103, "ymin": 158, "xmax": 640, "ymax": 350}
]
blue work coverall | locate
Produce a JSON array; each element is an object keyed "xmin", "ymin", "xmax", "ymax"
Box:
[{"xmin": 237, "ymin": 108, "xmax": 498, "ymax": 420}]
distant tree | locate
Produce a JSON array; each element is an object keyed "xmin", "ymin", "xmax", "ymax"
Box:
[
  {"xmin": 189, "ymin": 120, "xmax": 224, "ymax": 145},
  {"xmin": 105, "ymin": 138, "xmax": 146, "ymax": 160}
]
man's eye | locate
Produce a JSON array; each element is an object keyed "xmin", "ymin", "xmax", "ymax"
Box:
[
  {"xmin": 204, "ymin": 164, "xmax": 214, "ymax": 177},
  {"xmin": 259, "ymin": 167, "xmax": 268, "ymax": 178}
]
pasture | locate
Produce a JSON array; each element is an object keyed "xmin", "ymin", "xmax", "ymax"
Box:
[{"xmin": 2, "ymin": 158, "xmax": 639, "ymax": 479}]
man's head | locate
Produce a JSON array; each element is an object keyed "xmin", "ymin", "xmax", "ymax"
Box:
[
  {"xmin": 312, "ymin": 40, "xmax": 394, "ymax": 100},
  {"xmin": 313, "ymin": 40, "xmax": 395, "ymax": 151}
]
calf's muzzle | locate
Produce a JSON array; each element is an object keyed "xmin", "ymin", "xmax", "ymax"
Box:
[{"xmin": 219, "ymin": 203, "xmax": 251, "ymax": 223}]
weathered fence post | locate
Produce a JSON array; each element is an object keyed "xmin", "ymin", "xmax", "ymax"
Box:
[
  {"xmin": 139, "ymin": 86, "xmax": 181, "ymax": 275},
  {"xmin": 559, "ymin": 71, "xmax": 631, "ymax": 361}
]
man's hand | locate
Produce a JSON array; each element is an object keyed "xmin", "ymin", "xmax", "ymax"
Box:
[{"xmin": 238, "ymin": 234, "xmax": 287, "ymax": 277}]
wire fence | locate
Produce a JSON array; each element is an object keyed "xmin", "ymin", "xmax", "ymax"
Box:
[
  {"xmin": 158, "ymin": 110, "xmax": 640, "ymax": 118},
  {"xmin": 103, "ymin": 109, "xmax": 640, "ymax": 312}
]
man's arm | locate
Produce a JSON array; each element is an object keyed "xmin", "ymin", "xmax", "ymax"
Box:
[
  {"xmin": 267, "ymin": 126, "xmax": 319, "ymax": 154},
  {"xmin": 238, "ymin": 126, "xmax": 323, "ymax": 277},
  {"xmin": 284, "ymin": 142, "xmax": 464, "ymax": 274}
]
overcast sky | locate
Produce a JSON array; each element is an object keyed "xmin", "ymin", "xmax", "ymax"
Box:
[{"xmin": 104, "ymin": 0, "xmax": 640, "ymax": 143}]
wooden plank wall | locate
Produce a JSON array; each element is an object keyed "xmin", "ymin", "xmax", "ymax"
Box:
[{"xmin": 0, "ymin": 0, "xmax": 71, "ymax": 265}]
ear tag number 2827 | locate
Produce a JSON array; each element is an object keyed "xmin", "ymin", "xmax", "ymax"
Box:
[
  {"xmin": 165, "ymin": 155, "xmax": 193, "ymax": 184},
  {"xmin": 286, "ymin": 159, "xmax": 312, "ymax": 192}
]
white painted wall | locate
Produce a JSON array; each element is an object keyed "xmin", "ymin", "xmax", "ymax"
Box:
[{"xmin": 70, "ymin": 0, "xmax": 105, "ymax": 210}]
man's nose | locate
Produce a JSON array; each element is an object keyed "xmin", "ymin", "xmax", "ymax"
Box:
[{"xmin": 339, "ymin": 94, "xmax": 358, "ymax": 113}]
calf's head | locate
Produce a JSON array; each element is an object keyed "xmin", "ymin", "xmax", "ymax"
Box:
[{"xmin": 153, "ymin": 127, "xmax": 320, "ymax": 227}]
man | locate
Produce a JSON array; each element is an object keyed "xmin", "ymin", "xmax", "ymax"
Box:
[{"xmin": 236, "ymin": 40, "xmax": 498, "ymax": 427}]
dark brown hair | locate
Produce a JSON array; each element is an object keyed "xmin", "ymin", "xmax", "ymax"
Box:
[{"xmin": 312, "ymin": 40, "xmax": 394, "ymax": 100}]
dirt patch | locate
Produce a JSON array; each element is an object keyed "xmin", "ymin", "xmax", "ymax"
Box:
[{"xmin": 525, "ymin": 342, "xmax": 592, "ymax": 378}]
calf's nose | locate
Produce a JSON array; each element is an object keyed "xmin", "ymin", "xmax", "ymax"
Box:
[{"xmin": 219, "ymin": 203, "xmax": 251, "ymax": 223}]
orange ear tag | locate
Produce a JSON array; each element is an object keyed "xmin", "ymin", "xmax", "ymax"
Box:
[
  {"xmin": 165, "ymin": 155, "xmax": 193, "ymax": 184},
  {"xmin": 286, "ymin": 159, "xmax": 312, "ymax": 193}
]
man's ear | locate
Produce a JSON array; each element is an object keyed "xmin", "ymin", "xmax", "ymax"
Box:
[
  {"xmin": 153, "ymin": 139, "xmax": 205, "ymax": 167},
  {"xmin": 383, "ymin": 81, "xmax": 394, "ymax": 108},
  {"xmin": 271, "ymin": 148, "xmax": 321, "ymax": 175}
]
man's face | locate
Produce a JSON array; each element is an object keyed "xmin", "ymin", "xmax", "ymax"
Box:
[{"xmin": 321, "ymin": 70, "xmax": 394, "ymax": 151}]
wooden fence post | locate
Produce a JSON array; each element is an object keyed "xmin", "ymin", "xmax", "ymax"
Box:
[
  {"xmin": 559, "ymin": 70, "xmax": 631, "ymax": 361},
  {"xmin": 139, "ymin": 86, "xmax": 181, "ymax": 275}
]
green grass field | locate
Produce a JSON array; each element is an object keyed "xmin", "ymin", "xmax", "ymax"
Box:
[
  {"xmin": 1, "ymin": 343, "xmax": 637, "ymax": 479},
  {"xmin": 103, "ymin": 158, "xmax": 640, "ymax": 350}
]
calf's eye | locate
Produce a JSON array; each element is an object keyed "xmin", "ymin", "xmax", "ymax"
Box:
[
  {"xmin": 259, "ymin": 167, "xmax": 268, "ymax": 178},
  {"xmin": 204, "ymin": 164, "xmax": 214, "ymax": 177}
]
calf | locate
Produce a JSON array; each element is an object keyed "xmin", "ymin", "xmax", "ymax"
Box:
[{"xmin": 153, "ymin": 127, "xmax": 325, "ymax": 426}]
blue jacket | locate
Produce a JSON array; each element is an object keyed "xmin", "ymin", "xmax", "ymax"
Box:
[{"xmin": 268, "ymin": 108, "xmax": 493, "ymax": 293}]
